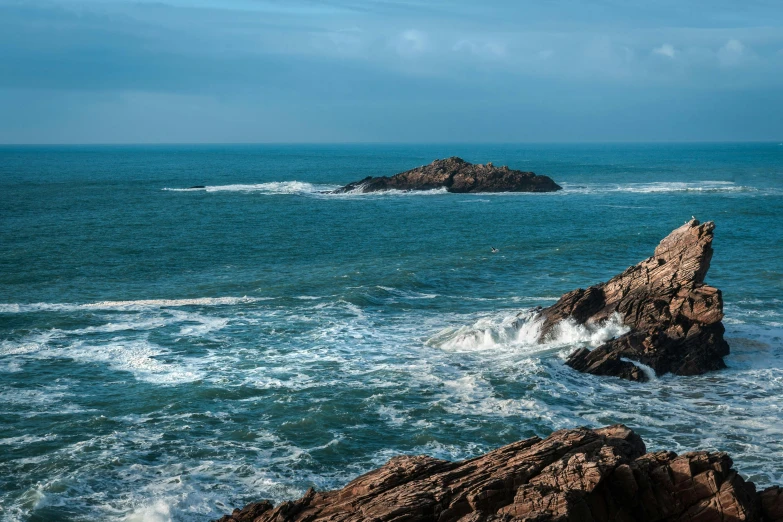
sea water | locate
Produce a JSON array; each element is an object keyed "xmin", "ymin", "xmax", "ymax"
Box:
[{"xmin": 1, "ymin": 143, "xmax": 781, "ymax": 521}]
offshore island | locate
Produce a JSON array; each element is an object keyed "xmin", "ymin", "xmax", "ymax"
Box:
[{"xmin": 332, "ymin": 157, "xmax": 562, "ymax": 193}]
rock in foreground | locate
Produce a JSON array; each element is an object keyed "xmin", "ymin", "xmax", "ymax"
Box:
[
  {"xmin": 214, "ymin": 425, "xmax": 782, "ymax": 522},
  {"xmin": 332, "ymin": 157, "xmax": 562, "ymax": 193},
  {"xmin": 538, "ymin": 219, "xmax": 729, "ymax": 382}
]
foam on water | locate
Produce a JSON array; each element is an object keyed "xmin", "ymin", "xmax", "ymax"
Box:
[
  {"xmin": 558, "ymin": 180, "xmax": 772, "ymax": 195},
  {"xmin": 322, "ymin": 187, "xmax": 451, "ymax": 198},
  {"xmin": 428, "ymin": 310, "xmax": 629, "ymax": 353},
  {"xmin": 162, "ymin": 182, "xmax": 338, "ymax": 194},
  {"xmin": 2, "ymin": 292, "xmax": 783, "ymax": 520},
  {"xmin": 0, "ymin": 296, "xmax": 266, "ymax": 313}
]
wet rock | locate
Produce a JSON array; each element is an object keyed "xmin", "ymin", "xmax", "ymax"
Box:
[
  {"xmin": 537, "ymin": 219, "xmax": 729, "ymax": 381},
  {"xmin": 212, "ymin": 425, "xmax": 780, "ymax": 522},
  {"xmin": 332, "ymin": 157, "xmax": 561, "ymax": 193}
]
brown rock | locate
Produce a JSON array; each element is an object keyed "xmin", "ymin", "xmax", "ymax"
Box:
[
  {"xmin": 212, "ymin": 425, "xmax": 781, "ymax": 522},
  {"xmin": 536, "ymin": 219, "xmax": 729, "ymax": 381},
  {"xmin": 331, "ymin": 157, "xmax": 562, "ymax": 193}
]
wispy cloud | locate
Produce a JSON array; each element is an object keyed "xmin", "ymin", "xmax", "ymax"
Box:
[
  {"xmin": 718, "ymin": 38, "xmax": 746, "ymax": 66},
  {"xmin": 653, "ymin": 44, "xmax": 677, "ymax": 58},
  {"xmin": 392, "ymin": 29, "xmax": 429, "ymax": 55}
]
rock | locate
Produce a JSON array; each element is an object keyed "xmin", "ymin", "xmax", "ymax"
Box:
[
  {"xmin": 332, "ymin": 157, "xmax": 561, "ymax": 193},
  {"xmin": 761, "ymin": 487, "xmax": 783, "ymax": 521},
  {"xmin": 536, "ymin": 219, "xmax": 729, "ymax": 381},
  {"xmin": 212, "ymin": 425, "xmax": 781, "ymax": 522}
]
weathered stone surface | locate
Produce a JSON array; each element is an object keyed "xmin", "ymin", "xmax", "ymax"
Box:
[
  {"xmin": 213, "ymin": 425, "xmax": 780, "ymax": 522},
  {"xmin": 332, "ymin": 157, "xmax": 561, "ymax": 194},
  {"xmin": 761, "ymin": 486, "xmax": 783, "ymax": 522},
  {"xmin": 537, "ymin": 219, "xmax": 729, "ymax": 381}
]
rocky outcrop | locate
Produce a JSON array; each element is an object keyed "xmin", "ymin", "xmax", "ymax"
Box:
[
  {"xmin": 213, "ymin": 425, "xmax": 782, "ymax": 522},
  {"xmin": 332, "ymin": 157, "xmax": 561, "ymax": 193},
  {"xmin": 536, "ymin": 219, "xmax": 729, "ymax": 382}
]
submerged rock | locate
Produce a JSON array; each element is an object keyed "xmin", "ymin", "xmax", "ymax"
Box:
[
  {"xmin": 213, "ymin": 425, "xmax": 781, "ymax": 522},
  {"xmin": 538, "ymin": 219, "xmax": 729, "ymax": 382},
  {"xmin": 332, "ymin": 157, "xmax": 561, "ymax": 193}
]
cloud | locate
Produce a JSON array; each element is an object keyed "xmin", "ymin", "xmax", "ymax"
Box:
[
  {"xmin": 1, "ymin": 0, "xmax": 783, "ymax": 142},
  {"xmin": 653, "ymin": 44, "xmax": 677, "ymax": 58},
  {"xmin": 392, "ymin": 29, "xmax": 429, "ymax": 55},
  {"xmin": 718, "ymin": 38, "xmax": 746, "ymax": 66}
]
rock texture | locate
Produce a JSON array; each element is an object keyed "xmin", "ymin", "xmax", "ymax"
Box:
[
  {"xmin": 213, "ymin": 425, "xmax": 782, "ymax": 522},
  {"xmin": 537, "ymin": 219, "xmax": 729, "ymax": 382},
  {"xmin": 332, "ymin": 157, "xmax": 561, "ymax": 194}
]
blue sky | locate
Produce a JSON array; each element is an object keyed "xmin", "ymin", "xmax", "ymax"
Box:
[{"xmin": 1, "ymin": 0, "xmax": 781, "ymax": 143}]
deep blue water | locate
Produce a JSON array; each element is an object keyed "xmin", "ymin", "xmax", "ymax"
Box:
[{"xmin": 1, "ymin": 143, "xmax": 782, "ymax": 521}]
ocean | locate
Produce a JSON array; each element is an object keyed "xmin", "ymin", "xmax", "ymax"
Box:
[{"xmin": 1, "ymin": 143, "xmax": 781, "ymax": 521}]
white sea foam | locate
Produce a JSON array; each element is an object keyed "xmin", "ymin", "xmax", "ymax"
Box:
[
  {"xmin": 546, "ymin": 314, "xmax": 631, "ymax": 348},
  {"xmin": 67, "ymin": 339, "xmax": 205, "ymax": 384},
  {"xmin": 2, "ymin": 333, "xmax": 206, "ymax": 385},
  {"xmin": 3, "ymin": 294, "xmax": 783, "ymax": 520},
  {"xmin": 0, "ymin": 434, "xmax": 58, "ymax": 446},
  {"xmin": 428, "ymin": 310, "xmax": 629, "ymax": 353},
  {"xmin": 0, "ymin": 296, "xmax": 265, "ymax": 313},
  {"xmin": 559, "ymin": 180, "xmax": 765, "ymax": 195},
  {"xmin": 324, "ymin": 187, "xmax": 450, "ymax": 198},
  {"xmin": 163, "ymin": 181, "xmax": 339, "ymax": 194}
]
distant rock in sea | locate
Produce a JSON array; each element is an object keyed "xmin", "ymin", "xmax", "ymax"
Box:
[
  {"xmin": 332, "ymin": 157, "xmax": 562, "ymax": 193},
  {"xmin": 538, "ymin": 219, "xmax": 728, "ymax": 381},
  {"xmin": 213, "ymin": 424, "xmax": 782, "ymax": 522}
]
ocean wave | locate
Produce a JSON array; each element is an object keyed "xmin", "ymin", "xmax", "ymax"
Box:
[
  {"xmin": 0, "ymin": 296, "xmax": 267, "ymax": 313},
  {"xmin": 427, "ymin": 310, "xmax": 629, "ymax": 353},
  {"xmin": 321, "ymin": 187, "xmax": 451, "ymax": 198},
  {"xmin": 3, "ymin": 296, "xmax": 783, "ymax": 520},
  {"xmin": 163, "ymin": 181, "xmax": 339, "ymax": 194},
  {"xmin": 559, "ymin": 181, "xmax": 765, "ymax": 195},
  {"xmin": 161, "ymin": 180, "xmax": 774, "ymax": 197}
]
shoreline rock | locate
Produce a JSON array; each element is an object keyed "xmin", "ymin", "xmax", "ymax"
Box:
[
  {"xmin": 331, "ymin": 157, "xmax": 562, "ymax": 193},
  {"xmin": 213, "ymin": 425, "xmax": 782, "ymax": 522},
  {"xmin": 537, "ymin": 219, "xmax": 729, "ymax": 382}
]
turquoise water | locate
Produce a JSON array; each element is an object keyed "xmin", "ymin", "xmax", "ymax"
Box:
[{"xmin": 1, "ymin": 144, "xmax": 782, "ymax": 521}]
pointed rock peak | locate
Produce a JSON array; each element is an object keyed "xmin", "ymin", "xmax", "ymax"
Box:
[{"xmin": 651, "ymin": 218, "xmax": 715, "ymax": 286}]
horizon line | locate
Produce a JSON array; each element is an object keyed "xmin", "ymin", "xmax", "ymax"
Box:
[{"xmin": 1, "ymin": 140, "xmax": 782, "ymax": 147}]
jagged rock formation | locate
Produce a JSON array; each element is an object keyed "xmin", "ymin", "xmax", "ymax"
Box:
[
  {"xmin": 332, "ymin": 157, "xmax": 561, "ymax": 193},
  {"xmin": 213, "ymin": 425, "xmax": 782, "ymax": 522},
  {"xmin": 537, "ymin": 219, "xmax": 729, "ymax": 382}
]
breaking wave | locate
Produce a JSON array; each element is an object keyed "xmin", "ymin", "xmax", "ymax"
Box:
[
  {"xmin": 427, "ymin": 310, "xmax": 630, "ymax": 353},
  {"xmin": 559, "ymin": 181, "xmax": 767, "ymax": 195},
  {"xmin": 163, "ymin": 181, "xmax": 339, "ymax": 194},
  {"xmin": 0, "ymin": 296, "xmax": 267, "ymax": 313}
]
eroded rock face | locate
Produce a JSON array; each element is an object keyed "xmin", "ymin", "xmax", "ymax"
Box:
[
  {"xmin": 213, "ymin": 425, "xmax": 781, "ymax": 522},
  {"xmin": 332, "ymin": 157, "xmax": 562, "ymax": 193},
  {"xmin": 537, "ymin": 219, "xmax": 729, "ymax": 381}
]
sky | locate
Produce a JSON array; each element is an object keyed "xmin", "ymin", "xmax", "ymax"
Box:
[{"xmin": 0, "ymin": 0, "xmax": 782, "ymax": 143}]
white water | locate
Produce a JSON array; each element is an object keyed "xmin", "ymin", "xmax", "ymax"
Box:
[{"xmin": 2, "ymin": 295, "xmax": 782, "ymax": 521}]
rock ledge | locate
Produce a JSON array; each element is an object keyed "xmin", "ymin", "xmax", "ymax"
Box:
[{"xmin": 214, "ymin": 425, "xmax": 781, "ymax": 522}]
